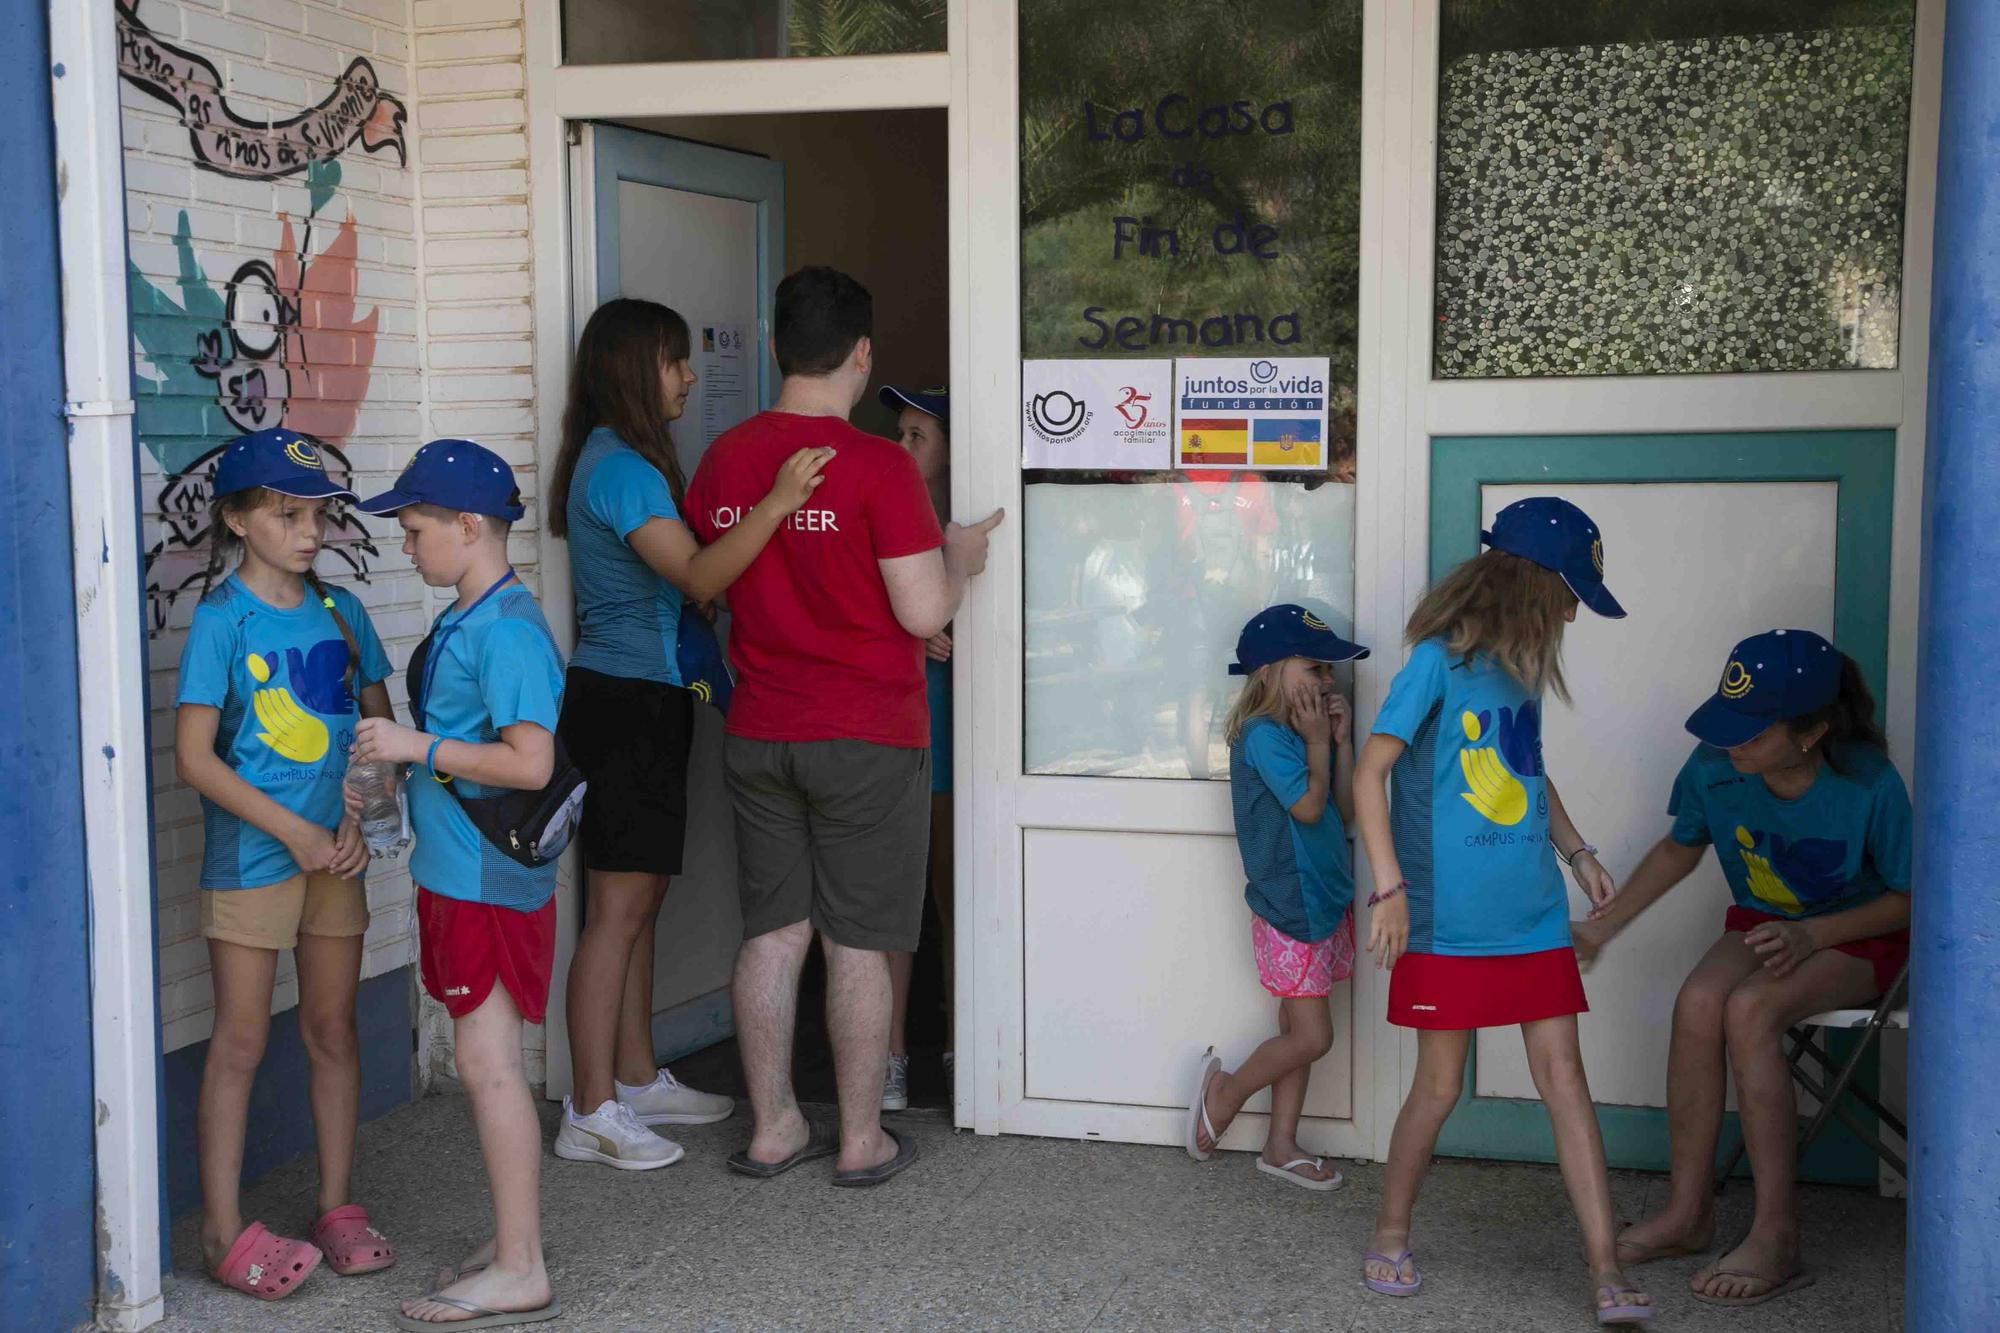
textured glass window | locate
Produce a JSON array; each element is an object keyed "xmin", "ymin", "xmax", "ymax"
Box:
[
  {"xmin": 563, "ymin": 0, "xmax": 944, "ymax": 64},
  {"xmin": 1020, "ymin": 0, "xmax": 1362, "ymax": 779},
  {"xmin": 1434, "ymin": 1, "xmax": 1915, "ymax": 377}
]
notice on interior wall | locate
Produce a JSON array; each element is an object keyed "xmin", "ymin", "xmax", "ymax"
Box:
[
  {"xmin": 1022, "ymin": 358, "xmax": 1174, "ymax": 470},
  {"xmin": 698, "ymin": 322, "xmax": 753, "ymax": 448},
  {"xmin": 1173, "ymin": 356, "xmax": 1331, "ymax": 471}
]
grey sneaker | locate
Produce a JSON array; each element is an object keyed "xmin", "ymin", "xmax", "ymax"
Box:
[
  {"xmin": 615, "ymin": 1066, "xmax": 735, "ymax": 1126},
  {"xmin": 554, "ymin": 1097, "xmax": 684, "ymax": 1171},
  {"xmin": 882, "ymin": 1053, "xmax": 910, "ymax": 1112}
]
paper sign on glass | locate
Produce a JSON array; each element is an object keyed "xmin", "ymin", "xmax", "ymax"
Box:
[
  {"xmin": 1022, "ymin": 359, "xmax": 1174, "ymax": 470},
  {"xmin": 1173, "ymin": 357, "xmax": 1333, "ymax": 471}
]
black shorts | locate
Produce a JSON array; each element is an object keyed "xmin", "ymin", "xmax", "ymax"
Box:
[{"xmin": 558, "ymin": 666, "xmax": 694, "ymax": 876}]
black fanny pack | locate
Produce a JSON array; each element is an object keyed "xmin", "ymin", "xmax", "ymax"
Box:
[{"xmin": 409, "ymin": 626, "xmax": 586, "ymax": 869}]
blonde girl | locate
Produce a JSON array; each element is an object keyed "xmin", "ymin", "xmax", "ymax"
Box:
[
  {"xmin": 173, "ymin": 429, "xmax": 397, "ymax": 1299},
  {"xmin": 1353, "ymin": 497, "xmax": 1651, "ymax": 1325},
  {"xmin": 1185, "ymin": 605, "xmax": 1366, "ymax": 1189}
]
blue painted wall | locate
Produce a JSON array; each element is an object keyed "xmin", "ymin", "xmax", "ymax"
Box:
[
  {"xmin": 0, "ymin": 6, "xmax": 100, "ymax": 1329},
  {"xmin": 159, "ymin": 967, "xmax": 414, "ymax": 1226},
  {"xmin": 1910, "ymin": 0, "xmax": 2000, "ymax": 1327}
]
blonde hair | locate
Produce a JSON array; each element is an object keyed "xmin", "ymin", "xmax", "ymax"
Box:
[
  {"xmin": 1405, "ymin": 549, "xmax": 1575, "ymax": 702},
  {"xmin": 1224, "ymin": 662, "xmax": 1293, "ymax": 745}
]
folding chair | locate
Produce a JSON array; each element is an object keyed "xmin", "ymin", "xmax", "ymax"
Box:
[{"xmin": 1716, "ymin": 960, "xmax": 1910, "ymax": 1189}]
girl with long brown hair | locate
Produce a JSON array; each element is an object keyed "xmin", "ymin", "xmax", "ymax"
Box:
[
  {"xmin": 549, "ymin": 297, "xmax": 833, "ymax": 1170},
  {"xmin": 1575, "ymin": 631, "xmax": 1911, "ymax": 1309},
  {"xmin": 1353, "ymin": 497, "xmax": 1654, "ymax": 1325}
]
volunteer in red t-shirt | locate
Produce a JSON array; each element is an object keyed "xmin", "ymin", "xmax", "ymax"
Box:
[{"xmin": 687, "ymin": 266, "xmax": 1002, "ymax": 1187}]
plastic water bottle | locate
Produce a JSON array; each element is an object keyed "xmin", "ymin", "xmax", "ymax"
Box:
[{"xmin": 347, "ymin": 761, "xmax": 409, "ymax": 858}]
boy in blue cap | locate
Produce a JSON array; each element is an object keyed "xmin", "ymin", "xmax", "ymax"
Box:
[
  {"xmin": 351, "ymin": 441, "xmax": 565, "ymax": 1330},
  {"xmin": 1574, "ymin": 629, "xmax": 1911, "ymax": 1308}
]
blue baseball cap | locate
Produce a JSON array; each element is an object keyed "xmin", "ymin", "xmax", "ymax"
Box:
[
  {"xmin": 210, "ymin": 429, "xmax": 358, "ymax": 503},
  {"xmin": 357, "ymin": 439, "xmax": 525, "ymax": 521},
  {"xmin": 1481, "ymin": 496, "xmax": 1625, "ymax": 619},
  {"xmin": 1685, "ymin": 628, "xmax": 1843, "ymax": 748},
  {"xmin": 1229, "ymin": 604, "xmax": 1370, "ymax": 676},
  {"xmin": 879, "ymin": 384, "xmax": 949, "ymax": 431}
]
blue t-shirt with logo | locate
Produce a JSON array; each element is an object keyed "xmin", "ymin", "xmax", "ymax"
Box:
[
  {"xmin": 1230, "ymin": 717, "xmax": 1354, "ymax": 942},
  {"xmin": 566, "ymin": 427, "xmax": 684, "ymax": 684},
  {"xmin": 1667, "ymin": 742, "xmax": 1912, "ymax": 918},
  {"xmin": 1372, "ymin": 637, "xmax": 1569, "ymax": 956},
  {"xmin": 408, "ymin": 583, "xmax": 567, "ymax": 910},
  {"xmin": 177, "ymin": 574, "xmax": 393, "ymax": 889}
]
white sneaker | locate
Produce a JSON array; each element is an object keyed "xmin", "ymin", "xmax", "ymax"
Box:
[
  {"xmin": 615, "ymin": 1066, "xmax": 735, "ymax": 1127},
  {"xmin": 882, "ymin": 1053, "xmax": 910, "ymax": 1112},
  {"xmin": 554, "ymin": 1097, "xmax": 685, "ymax": 1170}
]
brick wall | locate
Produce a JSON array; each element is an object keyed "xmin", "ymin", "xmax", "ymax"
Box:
[
  {"xmin": 121, "ymin": 0, "xmax": 424, "ymax": 1052},
  {"xmin": 120, "ymin": 0, "xmax": 552, "ymax": 1082}
]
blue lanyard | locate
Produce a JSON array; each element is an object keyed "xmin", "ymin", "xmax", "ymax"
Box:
[{"xmin": 417, "ymin": 570, "xmax": 518, "ymax": 728}]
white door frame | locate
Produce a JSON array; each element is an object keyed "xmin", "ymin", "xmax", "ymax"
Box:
[{"xmin": 521, "ymin": 0, "xmax": 1945, "ymax": 1162}]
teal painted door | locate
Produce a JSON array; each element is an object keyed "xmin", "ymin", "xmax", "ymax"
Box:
[{"xmin": 1424, "ymin": 431, "xmax": 1894, "ymax": 1186}]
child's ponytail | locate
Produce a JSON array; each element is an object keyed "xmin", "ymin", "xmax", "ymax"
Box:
[
  {"xmin": 303, "ymin": 567, "xmax": 361, "ymax": 693},
  {"xmin": 198, "ymin": 493, "xmax": 250, "ymax": 599},
  {"xmin": 1789, "ymin": 653, "xmax": 1888, "ymax": 772}
]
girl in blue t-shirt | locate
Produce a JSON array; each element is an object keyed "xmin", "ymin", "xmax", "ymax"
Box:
[
  {"xmin": 1183, "ymin": 605, "xmax": 1365, "ymax": 1191},
  {"xmin": 1574, "ymin": 629, "xmax": 1910, "ymax": 1309},
  {"xmin": 544, "ymin": 298, "xmax": 832, "ymax": 1170},
  {"xmin": 1353, "ymin": 498, "xmax": 1652, "ymax": 1324},
  {"xmin": 172, "ymin": 429, "xmax": 398, "ymax": 1299}
]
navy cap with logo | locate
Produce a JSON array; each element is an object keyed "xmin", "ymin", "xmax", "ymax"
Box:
[
  {"xmin": 1229, "ymin": 604, "xmax": 1370, "ymax": 676},
  {"xmin": 879, "ymin": 384, "xmax": 949, "ymax": 431},
  {"xmin": 357, "ymin": 439, "xmax": 526, "ymax": 521},
  {"xmin": 1481, "ymin": 496, "xmax": 1625, "ymax": 619},
  {"xmin": 1685, "ymin": 628, "xmax": 1843, "ymax": 749},
  {"xmin": 210, "ymin": 428, "xmax": 358, "ymax": 504}
]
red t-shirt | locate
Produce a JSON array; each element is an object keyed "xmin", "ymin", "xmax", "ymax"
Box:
[{"xmin": 687, "ymin": 411, "xmax": 945, "ymax": 747}]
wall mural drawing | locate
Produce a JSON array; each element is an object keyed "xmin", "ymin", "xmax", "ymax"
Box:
[{"xmin": 117, "ymin": 0, "xmax": 408, "ymax": 632}]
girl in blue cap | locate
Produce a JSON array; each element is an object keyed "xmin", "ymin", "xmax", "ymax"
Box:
[
  {"xmin": 1573, "ymin": 629, "xmax": 1909, "ymax": 1309},
  {"xmin": 1184, "ymin": 604, "xmax": 1365, "ymax": 1190},
  {"xmin": 173, "ymin": 429, "xmax": 399, "ymax": 1298},
  {"xmin": 1352, "ymin": 497, "xmax": 1651, "ymax": 1324}
]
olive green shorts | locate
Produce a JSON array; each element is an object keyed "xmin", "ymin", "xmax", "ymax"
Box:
[{"xmin": 723, "ymin": 736, "xmax": 931, "ymax": 952}]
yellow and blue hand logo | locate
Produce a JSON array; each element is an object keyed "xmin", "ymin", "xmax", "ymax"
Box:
[
  {"xmin": 246, "ymin": 651, "xmax": 330, "ymax": 763},
  {"xmin": 1720, "ymin": 660, "xmax": 1753, "ymax": 700},
  {"xmin": 1301, "ymin": 610, "xmax": 1331, "ymax": 631},
  {"xmin": 688, "ymin": 679, "xmax": 713, "ymax": 705},
  {"xmin": 1459, "ymin": 709, "xmax": 1528, "ymax": 826},
  {"xmin": 1734, "ymin": 827, "xmax": 1849, "ymax": 913},
  {"xmin": 1735, "ymin": 826, "xmax": 1802, "ymax": 913}
]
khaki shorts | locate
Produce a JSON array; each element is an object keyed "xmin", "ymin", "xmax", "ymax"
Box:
[
  {"xmin": 724, "ymin": 736, "xmax": 930, "ymax": 952},
  {"xmin": 200, "ymin": 873, "xmax": 369, "ymax": 951}
]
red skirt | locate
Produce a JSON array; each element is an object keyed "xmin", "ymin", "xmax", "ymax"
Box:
[
  {"xmin": 1724, "ymin": 905, "xmax": 1908, "ymax": 996},
  {"xmin": 1388, "ymin": 947, "xmax": 1587, "ymax": 1030}
]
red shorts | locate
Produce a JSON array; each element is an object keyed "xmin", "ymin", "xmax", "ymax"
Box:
[
  {"xmin": 1388, "ymin": 947, "xmax": 1588, "ymax": 1029},
  {"xmin": 417, "ymin": 888, "xmax": 557, "ymax": 1025},
  {"xmin": 1724, "ymin": 905, "xmax": 1909, "ymax": 996}
]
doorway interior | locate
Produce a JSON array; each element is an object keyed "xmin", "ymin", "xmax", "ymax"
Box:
[{"xmin": 554, "ymin": 108, "xmax": 953, "ymax": 1111}]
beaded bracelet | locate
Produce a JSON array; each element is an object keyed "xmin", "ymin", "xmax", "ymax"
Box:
[{"xmin": 1367, "ymin": 881, "xmax": 1407, "ymax": 908}]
